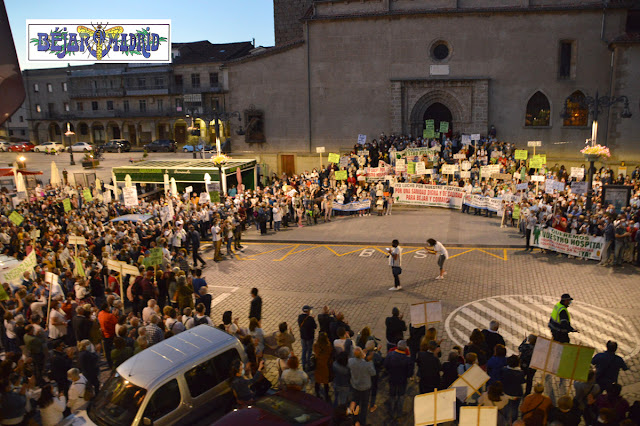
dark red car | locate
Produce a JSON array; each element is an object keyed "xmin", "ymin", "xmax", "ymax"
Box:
[
  {"xmin": 209, "ymin": 390, "xmax": 332, "ymax": 426},
  {"xmin": 8, "ymin": 141, "xmax": 35, "ymax": 152}
]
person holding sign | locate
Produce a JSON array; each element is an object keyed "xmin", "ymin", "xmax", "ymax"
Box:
[
  {"xmin": 385, "ymin": 240, "xmax": 402, "ymax": 291},
  {"xmin": 548, "ymin": 293, "xmax": 578, "ymax": 343},
  {"xmin": 426, "ymin": 238, "xmax": 449, "ymax": 280}
]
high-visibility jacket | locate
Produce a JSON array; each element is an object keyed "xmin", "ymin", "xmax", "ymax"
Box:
[{"xmin": 549, "ymin": 302, "xmax": 570, "ymax": 331}]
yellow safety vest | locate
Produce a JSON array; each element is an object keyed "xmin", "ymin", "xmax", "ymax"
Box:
[{"xmin": 550, "ymin": 302, "xmax": 570, "ymax": 324}]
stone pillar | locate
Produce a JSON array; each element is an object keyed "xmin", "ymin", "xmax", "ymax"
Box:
[
  {"xmin": 390, "ymin": 82, "xmax": 403, "ymax": 135},
  {"xmin": 150, "ymin": 120, "xmax": 158, "ymax": 141}
]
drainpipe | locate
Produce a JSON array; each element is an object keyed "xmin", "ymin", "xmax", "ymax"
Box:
[{"xmin": 306, "ymin": 20, "xmax": 312, "ymax": 153}]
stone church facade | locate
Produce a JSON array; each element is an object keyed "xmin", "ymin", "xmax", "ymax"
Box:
[{"xmin": 227, "ymin": 0, "xmax": 640, "ymax": 173}]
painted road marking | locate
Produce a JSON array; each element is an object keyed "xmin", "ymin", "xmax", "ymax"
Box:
[
  {"xmin": 445, "ymin": 295, "xmax": 640, "ymax": 360},
  {"xmin": 210, "ymin": 293, "xmax": 231, "ymax": 310},
  {"xmin": 359, "ymin": 249, "xmax": 375, "ymax": 257}
]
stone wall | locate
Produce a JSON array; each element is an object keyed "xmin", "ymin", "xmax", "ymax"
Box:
[
  {"xmin": 609, "ymin": 44, "xmax": 640, "ymax": 163},
  {"xmin": 274, "ymin": 0, "xmax": 313, "ymax": 45}
]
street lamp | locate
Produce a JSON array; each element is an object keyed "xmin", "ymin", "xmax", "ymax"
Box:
[
  {"xmin": 560, "ymin": 91, "xmax": 632, "ymax": 210},
  {"xmin": 64, "ymin": 122, "xmax": 75, "ymax": 166},
  {"xmin": 16, "ymin": 156, "xmax": 26, "ymax": 169}
]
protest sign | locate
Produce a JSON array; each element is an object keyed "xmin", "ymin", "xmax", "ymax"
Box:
[
  {"xmin": 531, "ymin": 175, "xmax": 545, "ymax": 182},
  {"xmin": 480, "ymin": 164, "xmax": 500, "ymax": 178},
  {"xmin": 68, "ymin": 235, "xmax": 86, "ymax": 246},
  {"xmin": 424, "ymin": 129, "xmax": 435, "ymax": 138},
  {"xmin": 335, "ymin": 170, "xmax": 348, "ymax": 180},
  {"xmin": 441, "ymin": 164, "xmax": 458, "ymax": 175},
  {"xmin": 328, "ymin": 153, "xmax": 340, "ymax": 163},
  {"xmin": 414, "ymin": 389, "xmax": 457, "ymax": 426},
  {"xmin": 103, "ymin": 191, "xmax": 112, "ymax": 204},
  {"xmin": 461, "ymin": 135, "xmax": 471, "ymax": 145},
  {"xmin": 210, "ymin": 191, "xmax": 221, "ymax": 203},
  {"xmin": 9, "ymin": 211, "xmax": 24, "ymax": 226},
  {"xmin": 439, "ymin": 122, "xmax": 449, "ymax": 133},
  {"xmin": 395, "ymin": 159, "xmax": 406, "ymax": 172},
  {"xmin": 530, "ymin": 336, "xmax": 595, "ymax": 382},
  {"xmin": 107, "ymin": 259, "xmax": 141, "ymax": 298},
  {"xmin": 545, "ymin": 179, "xmax": 556, "ymax": 194},
  {"xmin": 357, "ymin": 150, "xmax": 369, "ymax": 157},
  {"xmin": 74, "ymin": 256, "xmax": 85, "ymax": 277},
  {"xmin": 185, "ymin": 186, "xmax": 193, "ymax": 194},
  {"xmin": 490, "ymin": 151, "xmax": 503, "ymax": 158},
  {"xmin": 492, "ymin": 173, "xmax": 512, "ymax": 181},
  {"xmin": 63, "ymin": 198, "xmax": 72, "ymax": 212},
  {"xmin": 149, "ymin": 248, "xmax": 163, "ymax": 265},
  {"xmin": 530, "ymin": 225, "xmax": 605, "ymax": 260},
  {"xmin": 459, "ymin": 407, "xmax": 498, "ymax": 426},
  {"xmin": 450, "ymin": 364, "xmax": 489, "ymax": 402},
  {"xmin": 82, "ymin": 188, "xmax": 93, "ymax": 202},
  {"xmin": 123, "ymin": 186, "xmax": 139, "ymax": 207},
  {"xmin": 423, "ymin": 129, "xmax": 429, "ymax": 139},
  {"xmin": 365, "ymin": 165, "xmax": 392, "ymax": 181},
  {"xmin": 415, "ymin": 162, "xmax": 427, "ymax": 175},
  {"xmin": 471, "ymin": 134, "xmax": 480, "ymax": 141},
  {"xmin": 3, "ymin": 250, "xmax": 37, "ymax": 283},
  {"xmin": 316, "ymin": 146, "xmax": 325, "ymax": 153},
  {"xmin": 553, "ymin": 181, "xmax": 566, "ymax": 192},
  {"xmin": 527, "ymin": 140, "xmax": 542, "ymax": 147},
  {"xmin": 357, "ymin": 134, "xmax": 367, "ymax": 145},
  {"xmin": 529, "ymin": 156, "xmax": 543, "ymax": 169},
  {"xmin": 516, "ymin": 183, "xmax": 528, "ymax": 191},
  {"xmin": 514, "ymin": 149, "xmax": 528, "ymax": 160},
  {"xmin": 199, "ymin": 192, "xmax": 210, "ymax": 204},
  {"xmin": 513, "ymin": 205, "xmax": 521, "ymax": 220},
  {"xmin": 570, "ymin": 167, "xmax": 585, "ymax": 179},
  {"xmin": 571, "ymin": 181, "xmax": 587, "ymax": 195},
  {"xmin": 0, "ymin": 285, "xmax": 9, "ymax": 301},
  {"xmin": 410, "ymin": 301, "xmax": 442, "ymax": 326},
  {"xmin": 461, "ymin": 161, "xmax": 471, "ymax": 171},
  {"xmin": 460, "ymin": 171, "xmax": 471, "ymax": 179},
  {"xmin": 332, "ymin": 200, "xmax": 371, "ymax": 212},
  {"xmin": 339, "ymin": 156, "xmax": 349, "ymax": 169},
  {"xmin": 425, "ymin": 119, "xmax": 435, "ymax": 130},
  {"xmin": 407, "ymin": 162, "xmax": 416, "ymax": 175},
  {"xmin": 393, "ymin": 183, "xmax": 464, "ymax": 209},
  {"xmin": 453, "ymin": 153, "xmax": 466, "ymax": 160}
]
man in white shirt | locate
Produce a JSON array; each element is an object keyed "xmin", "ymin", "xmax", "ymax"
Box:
[
  {"xmin": 142, "ymin": 299, "xmax": 157, "ymax": 325},
  {"xmin": 386, "ymin": 239, "xmax": 403, "ymax": 291},
  {"xmin": 426, "ymin": 238, "xmax": 449, "ymax": 280}
]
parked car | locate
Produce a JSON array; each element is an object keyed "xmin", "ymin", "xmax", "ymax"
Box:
[
  {"xmin": 34, "ymin": 141, "xmax": 65, "ymax": 153},
  {"xmin": 67, "ymin": 142, "xmax": 94, "ymax": 152},
  {"xmin": 8, "ymin": 141, "xmax": 35, "ymax": 152},
  {"xmin": 144, "ymin": 139, "xmax": 177, "ymax": 152},
  {"xmin": 102, "ymin": 139, "xmax": 132, "ymax": 152},
  {"xmin": 183, "ymin": 144, "xmax": 213, "ymax": 152},
  {"xmin": 0, "ymin": 141, "xmax": 10, "ymax": 152},
  {"xmin": 209, "ymin": 391, "xmax": 333, "ymax": 426},
  {"xmin": 60, "ymin": 325, "xmax": 247, "ymax": 426}
]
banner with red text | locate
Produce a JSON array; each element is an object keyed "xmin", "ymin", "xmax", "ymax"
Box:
[{"xmin": 393, "ymin": 183, "xmax": 464, "ymax": 209}]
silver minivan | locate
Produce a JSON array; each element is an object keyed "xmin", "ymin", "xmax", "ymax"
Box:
[{"xmin": 61, "ymin": 325, "xmax": 247, "ymax": 426}]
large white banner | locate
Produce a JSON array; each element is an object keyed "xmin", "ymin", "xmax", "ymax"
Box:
[
  {"xmin": 393, "ymin": 183, "xmax": 464, "ymax": 209},
  {"xmin": 530, "ymin": 226, "xmax": 605, "ymax": 260},
  {"xmin": 332, "ymin": 200, "xmax": 371, "ymax": 211},
  {"xmin": 3, "ymin": 250, "xmax": 37, "ymax": 283},
  {"xmin": 122, "ymin": 186, "xmax": 139, "ymax": 207}
]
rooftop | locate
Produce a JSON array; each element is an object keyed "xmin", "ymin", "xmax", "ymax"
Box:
[{"xmin": 171, "ymin": 40, "xmax": 254, "ymax": 65}]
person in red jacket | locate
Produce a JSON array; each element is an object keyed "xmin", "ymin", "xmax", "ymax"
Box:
[{"xmin": 98, "ymin": 303, "xmax": 118, "ymax": 368}]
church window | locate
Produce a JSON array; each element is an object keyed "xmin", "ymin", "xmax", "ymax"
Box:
[{"xmin": 525, "ymin": 91, "xmax": 551, "ymax": 127}]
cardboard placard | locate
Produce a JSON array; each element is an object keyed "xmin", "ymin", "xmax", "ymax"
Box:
[
  {"xmin": 471, "ymin": 134, "xmax": 480, "ymax": 141},
  {"xmin": 123, "ymin": 186, "xmax": 139, "ymax": 207},
  {"xmin": 414, "ymin": 388, "xmax": 457, "ymax": 426},
  {"xmin": 571, "ymin": 181, "xmax": 587, "ymax": 195},
  {"xmin": 527, "ymin": 140, "xmax": 542, "ymax": 147},
  {"xmin": 335, "ymin": 170, "xmax": 348, "ymax": 180},
  {"xmin": 531, "ymin": 175, "xmax": 545, "ymax": 182},
  {"xmin": 461, "ymin": 161, "xmax": 471, "ymax": 171},
  {"xmin": 68, "ymin": 235, "xmax": 86, "ymax": 246},
  {"xmin": 516, "ymin": 183, "xmax": 529, "ymax": 191},
  {"xmin": 410, "ymin": 301, "xmax": 443, "ymax": 326},
  {"xmin": 328, "ymin": 153, "xmax": 340, "ymax": 163},
  {"xmin": 357, "ymin": 134, "xmax": 367, "ymax": 145},
  {"xmin": 529, "ymin": 335, "xmax": 594, "ymax": 381},
  {"xmin": 450, "ymin": 364, "xmax": 490, "ymax": 402},
  {"xmin": 460, "ymin": 171, "xmax": 471, "ymax": 179},
  {"xmin": 316, "ymin": 146, "xmax": 325, "ymax": 153},
  {"xmin": 9, "ymin": 211, "xmax": 24, "ymax": 226},
  {"xmin": 453, "ymin": 153, "xmax": 466, "ymax": 160},
  {"xmin": 514, "ymin": 149, "xmax": 528, "ymax": 160},
  {"xmin": 63, "ymin": 198, "xmax": 72, "ymax": 212},
  {"xmin": 459, "ymin": 406, "xmax": 498, "ymax": 426},
  {"xmin": 82, "ymin": 188, "xmax": 93, "ymax": 202},
  {"xmin": 570, "ymin": 167, "xmax": 585, "ymax": 179},
  {"xmin": 441, "ymin": 164, "xmax": 459, "ymax": 175},
  {"xmin": 461, "ymin": 135, "xmax": 471, "ymax": 145}
]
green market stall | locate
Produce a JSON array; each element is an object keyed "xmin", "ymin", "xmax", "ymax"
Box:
[{"xmin": 112, "ymin": 159, "xmax": 257, "ymax": 195}]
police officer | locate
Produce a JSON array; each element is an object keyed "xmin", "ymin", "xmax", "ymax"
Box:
[{"xmin": 548, "ymin": 293, "xmax": 578, "ymax": 343}]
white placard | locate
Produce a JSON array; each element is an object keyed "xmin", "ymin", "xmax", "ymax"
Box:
[
  {"xmin": 570, "ymin": 167, "xmax": 584, "ymax": 179},
  {"xmin": 68, "ymin": 235, "xmax": 86, "ymax": 245},
  {"xmin": 461, "ymin": 161, "xmax": 471, "ymax": 171},
  {"xmin": 122, "ymin": 186, "xmax": 139, "ymax": 207},
  {"xmin": 460, "ymin": 171, "xmax": 471, "ymax": 179},
  {"xmin": 103, "ymin": 190, "xmax": 112, "ymax": 204},
  {"xmin": 316, "ymin": 146, "xmax": 325, "ymax": 153},
  {"xmin": 199, "ymin": 192, "xmax": 210, "ymax": 204},
  {"xmin": 531, "ymin": 175, "xmax": 545, "ymax": 182},
  {"xmin": 450, "ymin": 364, "xmax": 490, "ymax": 402},
  {"xmin": 571, "ymin": 181, "xmax": 587, "ymax": 195},
  {"xmin": 441, "ymin": 164, "xmax": 459, "ymax": 175},
  {"xmin": 453, "ymin": 153, "xmax": 466, "ymax": 160},
  {"xmin": 553, "ymin": 181, "xmax": 566, "ymax": 192},
  {"xmin": 529, "ymin": 336, "xmax": 564, "ymax": 374},
  {"xmin": 185, "ymin": 186, "xmax": 193, "ymax": 194},
  {"xmin": 461, "ymin": 135, "xmax": 471, "ymax": 145},
  {"xmin": 410, "ymin": 301, "xmax": 443, "ymax": 326},
  {"xmin": 459, "ymin": 407, "xmax": 499, "ymax": 426},
  {"xmin": 471, "ymin": 134, "xmax": 480, "ymax": 141},
  {"xmin": 357, "ymin": 134, "xmax": 367, "ymax": 145},
  {"xmin": 545, "ymin": 179, "xmax": 556, "ymax": 194},
  {"xmin": 415, "ymin": 162, "xmax": 427, "ymax": 175},
  {"xmin": 45, "ymin": 272, "xmax": 58, "ymax": 284},
  {"xmin": 516, "ymin": 183, "xmax": 528, "ymax": 191},
  {"xmin": 414, "ymin": 389, "xmax": 457, "ymax": 426},
  {"xmin": 527, "ymin": 140, "xmax": 542, "ymax": 147}
]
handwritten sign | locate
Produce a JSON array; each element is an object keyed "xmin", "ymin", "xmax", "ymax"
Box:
[
  {"xmin": 530, "ymin": 335, "xmax": 595, "ymax": 382},
  {"xmin": 570, "ymin": 167, "xmax": 585, "ymax": 179},
  {"xmin": 335, "ymin": 170, "xmax": 348, "ymax": 180},
  {"xmin": 357, "ymin": 134, "xmax": 367, "ymax": 145},
  {"xmin": 328, "ymin": 153, "xmax": 340, "ymax": 163},
  {"xmin": 529, "ymin": 157, "xmax": 543, "ymax": 169},
  {"xmin": 82, "ymin": 188, "xmax": 93, "ymax": 202},
  {"xmin": 453, "ymin": 153, "xmax": 466, "ymax": 160},
  {"xmin": 439, "ymin": 122, "xmax": 449, "ymax": 133},
  {"xmin": 461, "ymin": 135, "xmax": 471, "ymax": 145},
  {"xmin": 531, "ymin": 175, "xmax": 545, "ymax": 182},
  {"xmin": 459, "ymin": 407, "xmax": 498, "ymax": 426},
  {"xmin": 315, "ymin": 146, "xmax": 325, "ymax": 153},
  {"xmin": 571, "ymin": 181, "xmax": 587, "ymax": 195},
  {"xmin": 63, "ymin": 198, "xmax": 72, "ymax": 212},
  {"xmin": 514, "ymin": 149, "xmax": 528, "ymax": 160},
  {"xmin": 441, "ymin": 164, "xmax": 459, "ymax": 175},
  {"xmin": 471, "ymin": 134, "xmax": 480, "ymax": 141},
  {"xmin": 123, "ymin": 186, "xmax": 139, "ymax": 207},
  {"xmin": 9, "ymin": 211, "xmax": 24, "ymax": 226},
  {"xmin": 68, "ymin": 235, "xmax": 86, "ymax": 246},
  {"xmin": 410, "ymin": 301, "xmax": 442, "ymax": 326},
  {"xmin": 414, "ymin": 389, "xmax": 457, "ymax": 426},
  {"xmin": 450, "ymin": 364, "xmax": 489, "ymax": 402},
  {"xmin": 527, "ymin": 140, "xmax": 542, "ymax": 147}
]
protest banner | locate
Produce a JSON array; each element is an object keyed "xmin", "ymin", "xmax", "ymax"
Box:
[
  {"xmin": 459, "ymin": 407, "xmax": 498, "ymax": 426},
  {"xmin": 439, "ymin": 122, "xmax": 449, "ymax": 133},
  {"xmin": 82, "ymin": 188, "xmax": 93, "ymax": 202},
  {"xmin": 461, "ymin": 135, "xmax": 471, "ymax": 145},
  {"xmin": 68, "ymin": 235, "xmax": 86, "ymax": 246},
  {"xmin": 357, "ymin": 134, "xmax": 367, "ymax": 145},
  {"xmin": 328, "ymin": 153, "xmax": 340, "ymax": 163},
  {"xmin": 416, "ymin": 162, "xmax": 427, "ymax": 175},
  {"xmin": 530, "ymin": 225, "xmax": 605, "ymax": 260},
  {"xmin": 332, "ymin": 200, "xmax": 371, "ymax": 212},
  {"xmin": 3, "ymin": 250, "xmax": 37, "ymax": 283},
  {"xmin": 514, "ymin": 149, "xmax": 528, "ymax": 160},
  {"xmin": 365, "ymin": 165, "xmax": 392, "ymax": 181},
  {"xmin": 453, "ymin": 153, "xmax": 466, "ymax": 160},
  {"xmin": 414, "ymin": 388, "xmax": 457, "ymax": 426},
  {"xmin": 516, "ymin": 183, "xmax": 529, "ymax": 191},
  {"xmin": 9, "ymin": 211, "xmax": 24, "ymax": 226},
  {"xmin": 63, "ymin": 198, "xmax": 72, "ymax": 212},
  {"xmin": 123, "ymin": 186, "xmax": 139, "ymax": 207},
  {"xmin": 393, "ymin": 183, "xmax": 464, "ymax": 209},
  {"xmin": 570, "ymin": 167, "xmax": 585, "ymax": 179},
  {"xmin": 450, "ymin": 364, "xmax": 489, "ymax": 402},
  {"xmin": 441, "ymin": 164, "xmax": 458, "ymax": 175},
  {"xmin": 103, "ymin": 190, "xmax": 112, "ymax": 204},
  {"xmin": 410, "ymin": 301, "xmax": 442, "ymax": 327},
  {"xmin": 530, "ymin": 335, "xmax": 595, "ymax": 382},
  {"xmin": 531, "ymin": 175, "xmax": 545, "ymax": 182},
  {"xmin": 471, "ymin": 134, "xmax": 480, "ymax": 141},
  {"xmin": 335, "ymin": 170, "xmax": 348, "ymax": 180},
  {"xmin": 571, "ymin": 181, "xmax": 587, "ymax": 195}
]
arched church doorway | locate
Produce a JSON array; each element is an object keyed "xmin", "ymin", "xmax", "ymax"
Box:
[{"xmin": 422, "ymin": 102, "xmax": 452, "ymax": 136}]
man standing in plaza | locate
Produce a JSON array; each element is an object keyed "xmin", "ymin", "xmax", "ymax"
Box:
[
  {"xmin": 386, "ymin": 239, "xmax": 402, "ymax": 290},
  {"xmin": 525, "ymin": 212, "xmax": 537, "ymax": 251},
  {"xmin": 298, "ymin": 305, "xmax": 317, "ymax": 371},
  {"xmin": 548, "ymin": 294, "xmax": 577, "ymax": 343},
  {"xmin": 348, "ymin": 347, "xmax": 376, "ymax": 426},
  {"xmin": 249, "ymin": 287, "xmax": 262, "ymax": 320},
  {"xmin": 188, "ymin": 225, "xmax": 207, "ymax": 267},
  {"xmin": 426, "ymin": 238, "xmax": 448, "ymax": 280},
  {"xmin": 385, "ymin": 340, "xmax": 413, "ymax": 418},
  {"xmin": 211, "ymin": 218, "xmax": 223, "ymax": 262},
  {"xmin": 591, "ymin": 341, "xmax": 628, "ymax": 392}
]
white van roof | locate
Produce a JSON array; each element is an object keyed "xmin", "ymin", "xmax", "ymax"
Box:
[{"xmin": 117, "ymin": 325, "xmax": 237, "ymax": 390}]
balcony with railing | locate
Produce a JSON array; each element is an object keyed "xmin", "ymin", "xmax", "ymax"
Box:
[
  {"xmin": 171, "ymin": 83, "xmax": 223, "ymax": 95},
  {"xmin": 125, "ymin": 84, "xmax": 170, "ymax": 96},
  {"xmin": 68, "ymin": 87, "xmax": 125, "ymax": 99}
]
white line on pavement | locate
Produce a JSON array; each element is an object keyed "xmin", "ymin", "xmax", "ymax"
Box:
[{"xmin": 210, "ymin": 293, "xmax": 231, "ymax": 310}]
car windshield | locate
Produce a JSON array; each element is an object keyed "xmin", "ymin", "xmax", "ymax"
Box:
[
  {"xmin": 255, "ymin": 395, "xmax": 326, "ymax": 424},
  {"xmin": 87, "ymin": 372, "xmax": 147, "ymax": 426}
]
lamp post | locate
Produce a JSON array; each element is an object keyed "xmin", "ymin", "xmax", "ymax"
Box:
[
  {"xmin": 560, "ymin": 91, "xmax": 632, "ymax": 210},
  {"xmin": 64, "ymin": 122, "xmax": 75, "ymax": 165}
]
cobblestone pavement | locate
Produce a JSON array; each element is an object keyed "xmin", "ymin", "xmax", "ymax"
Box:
[{"xmin": 200, "ymin": 238, "xmax": 640, "ymax": 424}]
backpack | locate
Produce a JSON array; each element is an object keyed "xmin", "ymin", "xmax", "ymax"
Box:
[
  {"xmin": 193, "ymin": 315, "xmax": 209, "ymax": 326},
  {"xmin": 83, "ymin": 380, "xmax": 94, "ymax": 401}
]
